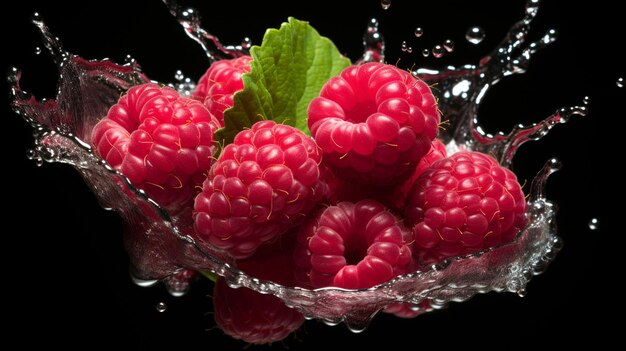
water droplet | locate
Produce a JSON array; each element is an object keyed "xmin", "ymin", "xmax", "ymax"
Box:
[
  {"xmin": 34, "ymin": 47, "xmax": 41, "ymax": 55},
  {"xmin": 443, "ymin": 39, "xmax": 455, "ymax": 52},
  {"xmin": 123, "ymin": 54, "xmax": 136, "ymax": 65},
  {"xmin": 617, "ymin": 77, "xmax": 624, "ymax": 88},
  {"xmin": 583, "ymin": 96, "xmax": 590, "ymax": 105},
  {"xmin": 588, "ymin": 218, "xmax": 599, "ymax": 230},
  {"xmin": 130, "ymin": 275, "xmax": 159, "ymax": 287},
  {"xmin": 414, "ymin": 27, "xmax": 424, "ymax": 38},
  {"xmin": 381, "ymin": 0, "xmax": 391, "ymax": 10},
  {"xmin": 31, "ymin": 12, "xmax": 42, "ymax": 24},
  {"xmin": 367, "ymin": 18, "xmax": 379, "ymax": 33},
  {"xmin": 179, "ymin": 7, "xmax": 199, "ymax": 26},
  {"xmin": 241, "ymin": 37, "xmax": 252, "ymax": 50},
  {"xmin": 422, "ymin": 49, "xmax": 430, "ymax": 57},
  {"xmin": 174, "ymin": 70, "xmax": 184, "ymax": 81},
  {"xmin": 156, "ymin": 302, "xmax": 167, "ymax": 313},
  {"xmin": 466, "ymin": 26, "xmax": 485, "ymax": 45},
  {"xmin": 401, "ymin": 41, "xmax": 412, "ymax": 53},
  {"xmin": 432, "ymin": 45, "xmax": 445, "ymax": 58}
]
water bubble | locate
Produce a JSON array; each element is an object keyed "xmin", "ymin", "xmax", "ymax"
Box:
[
  {"xmin": 381, "ymin": 0, "xmax": 391, "ymax": 10},
  {"xmin": 406, "ymin": 47, "xmax": 413, "ymax": 53},
  {"xmin": 588, "ymin": 218, "xmax": 599, "ymax": 230},
  {"xmin": 432, "ymin": 45, "xmax": 445, "ymax": 58},
  {"xmin": 156, "ymin": 302, "xmax": 167, "ymax": 313},
  {"xmin": 422, "ymin": 49, "xmax": 430, "ymax": 57},
  {"xmin": 583, "ymin": 96, "xmax": 590, "ymax": 105},
  {"xmin": 517, "ymin": 288, "xmax": 527, "ymax": 298},
  {"xmin": 443, "ymin": 39, "xmax": 455, "ymax": 52},
  {"xmin": 466, "ymin": 26, "xmax": 485, "ymax": 45},
  {"xmin": 414, "ymin": 27, "xmax": 424, "ymax": 38},
  {"xmin": 507, "ymin": 279, "xmax": 521, "ymax": 292},
  {"xmin": 617, "ymin": 77, "xmax": 624, "ymax": 88},
  {"xmin": 34, "ymin": 47, "xmax": 41, "ymax": 55}
]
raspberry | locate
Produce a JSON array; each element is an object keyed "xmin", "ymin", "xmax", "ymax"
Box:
[
  {"xmin": 163, "ymin": 269, "xmax": 198, "ymax": 296},
  {"xmin": 194, "ymin": 120, "xmax": 324, "ymax": 259},
  {"xmin": 384, "ymin": 300, "xmax": 433, "ymax": 318},
  {"xmin": 307, "ymin": 62, "xmax": 440, "ymax": 186},
  {"xmin": 386, "ymin": 138, "xmax": 447, "ymax": 210},
  {"xmin": 192, "ymin": 55, "xmax": 252, "ymax": 127},
  {"xmin": 318, "ymin": 164, "xmax": 371, "ymax": 205},
  {"xmin": 213, "ymin": 278, "xmax": 304, "ymax": 345},
  {"xmin": 237, "ymin": 231, "xmax": 298, "ymax": 285},
  {"xmin": 213, "ymin": 236, "xmax": 304, "ymax": 345},
  {"xmin": 294, "ymin": 200, "xmax": 414, "ymax": 289},
  {"xmin": 404, "ymin": 151, "xmax": 528, "ymax": 264},
  {"xmin": 91, "ymin": 83, "xmax": 219, "ymax": 210}
]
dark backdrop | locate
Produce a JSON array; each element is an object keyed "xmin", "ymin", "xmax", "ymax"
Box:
[{"xmin": 3, "ymin": 0, "xmax": 619, "ymax": 349}]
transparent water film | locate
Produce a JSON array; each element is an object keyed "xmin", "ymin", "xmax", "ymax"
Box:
[{"xmin": 10, "ymin": 0, "xmax": 585, "ymax": 331}]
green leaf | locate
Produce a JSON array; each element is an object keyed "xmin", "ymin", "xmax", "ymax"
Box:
[
  {"xmin": 215, "ymin": 17, "xmax": 351, "ymax": 144},
  {"xmin": 200, "ymin": 270, "xmax": 218, "ymax": 282}
]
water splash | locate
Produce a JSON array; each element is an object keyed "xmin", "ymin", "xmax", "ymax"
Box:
[
  {"xmin": 414, "ymin": 0, "xmax": 585, "ymax": 166},
  {"xmin": 358, "ymin": 18, "xmax": 385, "ymax": 63},
  {"xmin": 11, "ymin": 0, "xmax": 580, "ymax": 332},
  {"xmin": 169, "ymin": 69, "xmax": 196, "ymax": 97},
  {"xmin": 161, "ymin": 0, "xmax": 249, "ymax": 64}
]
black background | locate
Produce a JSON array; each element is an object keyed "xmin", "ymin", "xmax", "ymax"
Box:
[{"xmin": 2, "ymin": 0, "xmax": 620, "ymax": 349}]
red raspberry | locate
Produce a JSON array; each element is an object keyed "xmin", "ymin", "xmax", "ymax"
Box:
[
  {"xmin": 91, "ymin": 83, "xmax": 219, "ymax": 209},
  {"xmin": 163, "ymin": 269, "xmax": 198, "ymax": 296},
  {"xmin": 294, "ymin": 200, "xmax": 414, "ymax": 289},
  {"xmin": 194, "ymin": 120, "xmax": 324, "ymax": 259},
  {"xmin": 307, "ymin": 62, "xmax": 440, "ymax": 186},
  {"xmin": 387, "ymin": 138, "xmax": 447, "ymax": 210},
  {"xmin": 405, "ymin": 151, "xmax": 528, "ymax": 264},
  {"xmin": 213, "ymin": 236, "xmax": 304, "ymax": 345},
  {"xmin": 384, "ymin": 300, "xmax": 433, "ymax": 318},
  {"xmin": 213, "ymin": 278, "xmax": 304, "ymax": 344},
  {"xmin": 192, "ymin": 55, "xmax": 252, "ymax": 127}
]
